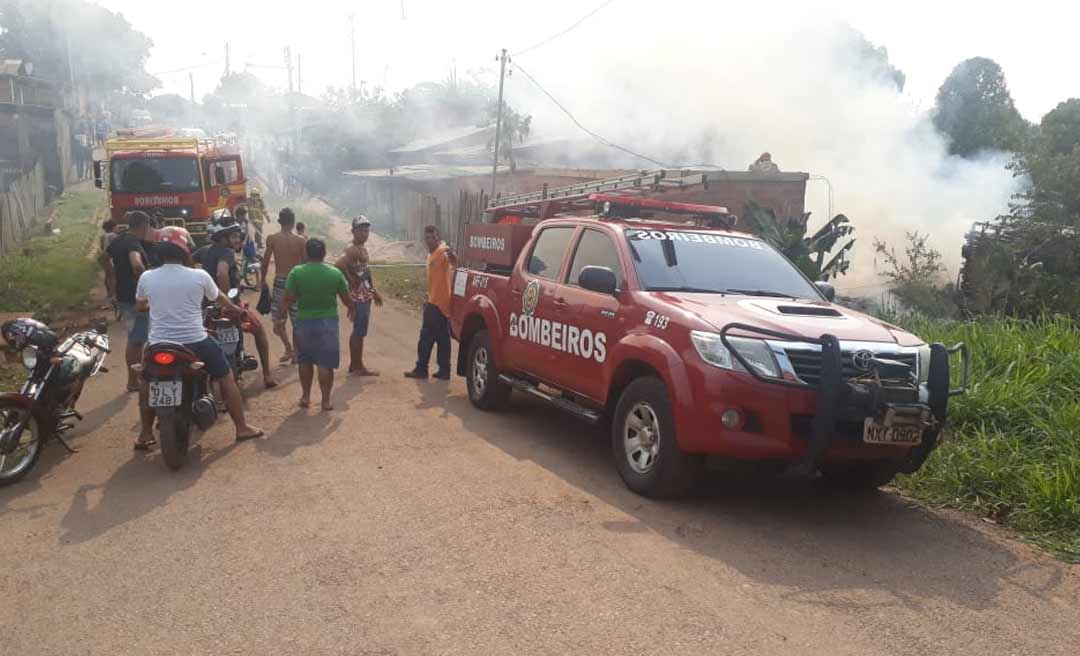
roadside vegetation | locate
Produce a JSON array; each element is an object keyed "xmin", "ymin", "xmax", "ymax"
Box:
[
  {"xmin": 0, "ymin": 190, "xmax": 105, "ymax": 390},
  {"xmin": 892, "ymin": 316, "xmax": 1080, "ymax": 562},
  {"xmin": 372, "ymin": 264, "xmax": 427, "ymax": 309},
  {"xmin": 0, "ymin": 191, "xmax": 103, "ymax": 323}
]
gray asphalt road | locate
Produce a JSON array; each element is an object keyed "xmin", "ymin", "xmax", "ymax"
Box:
[{"xmin": 1, "ymin": 297, "xmax": 1078, "ymax": 656}]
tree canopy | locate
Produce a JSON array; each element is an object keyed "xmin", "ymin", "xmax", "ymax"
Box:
[
  {"xmin": 0, "ymin": 0, "xmax": 158, "ymax": 94},
  {"xmin": 932, "ymin": 57, "xmax": 1029, "ymax": 157}
]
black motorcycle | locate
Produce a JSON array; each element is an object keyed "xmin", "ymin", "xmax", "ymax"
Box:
[
  {"xmin": 0, "ymin": 318, "xmax": 110, "ymax": 486},
  {"xmin": 205, "ymin": 289, "xmax": 258, "ymax": 383},
  {"xmin": 138, "ymin": 343, "xmax": 218, "ymax": 471}
]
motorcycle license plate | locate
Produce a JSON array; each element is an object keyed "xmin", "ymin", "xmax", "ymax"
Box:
[
  {"xmin": 218, "ymin": 327, "xmax": 240, "ymax": 345},
  {"xmin": 863, "ymin": 418, "xmax": 922, "ymax": 445},
  {"xmin": 149, "ymin": 381, "xmax": 183, "ymax": 408}
]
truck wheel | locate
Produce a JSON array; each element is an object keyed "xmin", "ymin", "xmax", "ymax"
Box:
[
  {"xmin": 612, "ymin": 377, "xmax": 702, "ymax": 499},
  {"xmin": 466, "ymin": 330, "xmax": 510, "ymax": 411},
  {"xmin": 821, "ymin": 462, "xmax": 898, "ymax": 491}
]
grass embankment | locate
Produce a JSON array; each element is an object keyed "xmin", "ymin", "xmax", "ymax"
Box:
[
  {"xmin": 0, "ymin": 190, "xmax": 105, "ymax": 389},
  {"xmin": 894, "ymin": 316, "xmax": 1080, "ymax": 561},
  {"xmin": 372, "ymin": 263, "xmax": 427, "ymax": 309}
]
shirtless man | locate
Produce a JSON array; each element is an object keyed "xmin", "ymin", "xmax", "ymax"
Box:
[
  {"xmin": 260, "ymin": 207, "xmax": 308, "ymax": 362},
  {"xmin": 335, "ymin": 215, "xmax": 383, "ymax": 375}
]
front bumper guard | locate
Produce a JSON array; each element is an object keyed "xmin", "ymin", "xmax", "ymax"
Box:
[{"xmin": 718, "ymin": 323, "xmax": 969, "ymax": 476}]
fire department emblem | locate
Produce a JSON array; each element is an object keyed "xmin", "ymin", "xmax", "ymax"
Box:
[
  {"xmin": 522, "ymin": 280, "xmax": 541, "ymax": 317},
  {"xmin": 220, "ymin": 186, "xmax": 231, "ymax": 198}
]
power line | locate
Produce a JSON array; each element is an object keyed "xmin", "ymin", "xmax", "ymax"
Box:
[
  {"xmin": 512, "ymin": 0, "xmax": 619, "ymax": 57},
  {"xmin": 512, "ymin": 61, "xmax": 671, "ymax": 168},
  {"xmin": 152, "ymin": 59, "xmax": 223, "ymax": 76}
]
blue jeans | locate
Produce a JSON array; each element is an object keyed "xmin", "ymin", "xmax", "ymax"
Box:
[{"xmin": 415, "ymin": 303, "xmax": 450, "ymax": 375}]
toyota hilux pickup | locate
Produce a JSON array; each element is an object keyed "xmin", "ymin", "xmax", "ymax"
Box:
[{"xmin": 449, "ymin": 193, "xmax": 968, "ymax": 498}]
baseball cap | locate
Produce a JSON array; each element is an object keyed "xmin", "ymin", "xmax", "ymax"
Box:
[{"xmin": 352, "ymin": 215, "xmax": 371, "ymax": 230}]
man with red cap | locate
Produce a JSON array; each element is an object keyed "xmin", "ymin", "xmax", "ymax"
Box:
[{"xmin": 133, "ymin": 227, "xmax": 263, "ymax": 449}]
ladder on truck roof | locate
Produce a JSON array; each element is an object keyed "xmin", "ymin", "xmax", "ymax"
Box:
[
  {"xmin": 489, "ymin": 169, "xmax": 711, "ymax": 209},
  {"xmin": 486, "ymin": 168, "xmax": 726, "ymax": 221}
]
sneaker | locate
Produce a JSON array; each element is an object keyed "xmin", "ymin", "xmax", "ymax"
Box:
[
  {"xmin": 403, "ymin": 369, "xmax": 428, "ymax": 380},
  {"xmin": 433, "ymin": 371, "xmax": 451, "ymax": 380}
]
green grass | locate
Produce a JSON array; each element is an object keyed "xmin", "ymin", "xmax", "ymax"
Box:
[
  {"xmin": 0, "ymin": 190, "xmax": 104, "ymax": 390},
  {"xmin": 372, "ymin": 263, "xmax": 427, "ymax": 309},
  {"xmin": 0, "ymin": 191, "xmax": 103, "ymax": 323},
  {"xmin": 893, "ymin": 315, "xmax": 1080, "ymax": 561}
]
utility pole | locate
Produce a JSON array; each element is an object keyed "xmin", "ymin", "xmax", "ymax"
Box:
[
  {"xmin": 349, "ymin": 14, "xmax": 357, "ymax": 101},
  {"xmin": 225, "ymin": 42, "xmax": 231, "ymax": 77},
  {"xmin": 489, "ymin": 49, "xmax": 509, "ymax": 200},
  {"xmin": 297, "ymin": 54, "xmax": 302, "ymax": 95},
  {"xmin": 285, "ymin": 46, "xmax": 293, "ymax": 94},
  {"xmin": 189, "ymin": 72, "xmax": 195, "ymax": 106}
]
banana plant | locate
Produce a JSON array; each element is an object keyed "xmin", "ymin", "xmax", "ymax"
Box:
[{"xmin": 741, "ymin": 202, "xmax": 856, "ymax": 280}]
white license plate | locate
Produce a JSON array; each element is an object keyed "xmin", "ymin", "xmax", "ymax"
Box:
[
  {"xmin": 217, "ymin": 327, "xmax": 240, "ymax": 344},
  {"xmin": 149, "ymin": 380, "xmax": 183, "ymax": 408},
  {"xmin": 863, "ymin": 418, "xmax": 922, "ymax": 445}
]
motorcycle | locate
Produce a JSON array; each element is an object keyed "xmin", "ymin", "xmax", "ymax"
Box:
[
  {"xmin": 205, "ymin": 289, "xmax": 258, "ymax": 383},
  {"xmin": 137, "ymin": 343, "xmax": 218, "ymax": 471},
  {"xmin": 0, "ymin": 318, "xmax": 110, "ymax": 485}
]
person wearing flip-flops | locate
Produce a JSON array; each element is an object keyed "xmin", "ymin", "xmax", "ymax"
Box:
[{"xmin": 132, "ymin": 227, "xmax": 264, "ymax": 449}]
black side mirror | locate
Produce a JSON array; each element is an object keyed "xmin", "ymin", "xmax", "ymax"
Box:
[
  {"xmin": 579, "ymin": 266, "xmax": 618, "ymax": 295},
  {"xmin": 815, "ymin": 281, "xmax": 836, "ymax": 302},
  {"xmin": 93, "ymin": 161, "xmax": 103, "ymax": 189}
]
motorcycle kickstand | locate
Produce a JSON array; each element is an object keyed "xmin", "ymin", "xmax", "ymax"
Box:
[{"xmin": 53, "ymin": 432, "xmax": 79, "ymax": 454}]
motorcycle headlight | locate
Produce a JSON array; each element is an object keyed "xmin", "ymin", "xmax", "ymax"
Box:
[
  {"xmin": 690, "ymin": 331, "xmax": 781, "ymax": 378},
  {"xmin": 917, "ymin": 343, "xmax": 932, "ymax": 383},
  {"xmin": 21, "ymin": 346, "xmax": 38, "ymax": 370}
]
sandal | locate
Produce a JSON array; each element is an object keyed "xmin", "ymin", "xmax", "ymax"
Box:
[
  {"xmin": 235, "ymin": 429, "xmax": 264, "ymax": 442},
  {"xmin": 133, "ymin": 437, "xmax": 156, "ymax": 451}
]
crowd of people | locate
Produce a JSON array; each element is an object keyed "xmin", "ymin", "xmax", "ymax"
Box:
[{"xmin": 103, "ymin": 203, "xmax": 456, "ymax": 449}]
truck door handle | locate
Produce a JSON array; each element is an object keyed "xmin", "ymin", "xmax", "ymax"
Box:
[
  {"xmin": 553, "ymin": 298, "xmax": 568, "ymax": 308},
  {"xmin": 511, "ymin": 288, "xmax": 522, "ymax": 297}
]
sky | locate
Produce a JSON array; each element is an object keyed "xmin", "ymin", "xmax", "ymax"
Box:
[
  {"xmin": 100, "ymin": 0, "xmax": 1078, "ymax": 122},
  {"xmin": 94, "ymin": 0, "xmax": 1079, "ymax": 289}
]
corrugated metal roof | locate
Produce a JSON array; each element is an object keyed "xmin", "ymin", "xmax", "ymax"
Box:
[{"xmin": 343, "ymin": 163, "xmax": 511, "ymax": 182}]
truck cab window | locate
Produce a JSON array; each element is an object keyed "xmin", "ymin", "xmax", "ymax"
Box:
[
  {"xmin": 568, "ymin": 229, "xmax": 623, "ymax": 290},
  {"xmin": 527, "ymin": 227, "xmax": 575, "ymax": 280}
]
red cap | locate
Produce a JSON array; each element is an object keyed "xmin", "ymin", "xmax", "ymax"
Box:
[{"xmin": 157, "ymin": 226, "xmax": 194, "ymax": 255}]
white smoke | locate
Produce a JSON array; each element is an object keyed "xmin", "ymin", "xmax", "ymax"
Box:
[{"xmin": 508, "ymin": 11, "xmax": 1019, "ymax": 292}]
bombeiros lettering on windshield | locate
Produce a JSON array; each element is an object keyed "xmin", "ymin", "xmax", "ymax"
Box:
[
  {"xmin": 630, "ymin": 230, "xmax": 763, "ymax": 249},
  {"xmin": 508, "ymin": 312, "xmax": 607, "ymax": 363},
  {"xmin": 133, "ymin": 195, "xmax": 180, "ymax": 206}
]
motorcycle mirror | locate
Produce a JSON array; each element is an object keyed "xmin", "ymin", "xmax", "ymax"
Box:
[
  {"xmin": 227, "ymin": 288, "xmax": 241, "ymax": 301},
  {"xmin": 91, "ymin": 319, "xmax": 108, "ymax": 334}
]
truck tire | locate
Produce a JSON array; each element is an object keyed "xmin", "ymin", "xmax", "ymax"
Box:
[
  {"xmin": 821, "ymin": 462, "xmax": 897, "ymax": 491},
  {"xmin": 612, "ymin": 377, "xmax": 702, "ymax": 499},
  {"xmin": 466, "ymin": 330, "xmax": 510, "ymax": 411}
]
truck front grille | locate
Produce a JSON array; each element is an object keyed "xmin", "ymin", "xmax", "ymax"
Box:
[{"xmin": 783, "ymin": 348, "xmax": 918, "ymax": 386}]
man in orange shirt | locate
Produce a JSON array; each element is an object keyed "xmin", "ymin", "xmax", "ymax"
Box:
[{"xmin": 404, "ymin": 225, "xmax": 456, "ymax": 380}]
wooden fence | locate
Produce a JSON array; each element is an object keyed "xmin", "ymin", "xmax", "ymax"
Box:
[
  {"xmin": 0, "ymin": 161, "xmax": 46, "ymax": 255},
  {"xmin": 403, "ymin": 189, "xmax": 489, "ymax": 251}
]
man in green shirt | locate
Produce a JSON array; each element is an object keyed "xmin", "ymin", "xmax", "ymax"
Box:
[{"xmin": 284, "ymin": 239, "xmax": 354, "ymax": 411}]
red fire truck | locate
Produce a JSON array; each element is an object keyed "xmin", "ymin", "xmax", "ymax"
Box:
[
  {"xmin": 93, "ymin": 129, "xmax": 249, "ymax": 242},
  {"xmin": 450, "ymin": 170, "xmax": 969, "ymax": 498}
]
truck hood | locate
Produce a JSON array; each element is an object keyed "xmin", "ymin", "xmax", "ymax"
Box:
[{"xmin": 657, "ymin": 293, "xmax": 915, "ymax": 344}]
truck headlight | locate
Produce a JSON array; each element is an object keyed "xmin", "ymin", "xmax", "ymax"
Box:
[
  {"xmin": 21, "ymin": 346, "xmax": 38, "ymax": 370},
  {"xmin": 690, "ymin": 331, "xmax": 781, "ymax": 378},
  {"xmin": 917, "ymin": 343, "xmax": 932, "ymax": 383}
]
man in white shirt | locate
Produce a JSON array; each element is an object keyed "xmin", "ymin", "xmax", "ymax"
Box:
[{"xmin": 134, "ymin": 227, "xmax": 263, "ymax": 449}]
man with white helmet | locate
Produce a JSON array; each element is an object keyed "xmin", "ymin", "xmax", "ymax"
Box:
[{"xmin": 134, "ymin": 227, "xmax": 263, "ymax": 449}]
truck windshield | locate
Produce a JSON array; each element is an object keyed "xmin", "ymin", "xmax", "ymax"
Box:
[
  {"xmin": 110, "ymin": 158, "xmax": 201, "ymax": 194},
  {"xmin": 626, "ymin": 229, "xmax": 821, "ymax": 299}
]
